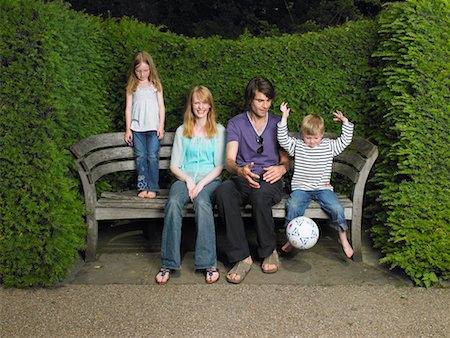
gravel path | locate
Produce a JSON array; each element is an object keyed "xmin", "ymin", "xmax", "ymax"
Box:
[{"xmin": 1, "ymin": 284, "xmax": 449, "ymax": 337}]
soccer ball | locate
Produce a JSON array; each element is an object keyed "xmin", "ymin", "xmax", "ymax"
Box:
[{"xmin": 286, "ymin": 216, "xmax": 320, "ymax": 250}]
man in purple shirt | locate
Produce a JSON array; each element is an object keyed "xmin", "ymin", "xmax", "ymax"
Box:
[{"xmin": 215, "ymin": 77, "xmax": 289, "ymax": 284}]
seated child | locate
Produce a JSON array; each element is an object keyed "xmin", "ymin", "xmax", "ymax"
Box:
[{"xmin": 277, "ymin": 102, "xmax": 354, "ymax": 258}]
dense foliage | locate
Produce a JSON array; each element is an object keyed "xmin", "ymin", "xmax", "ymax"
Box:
[
  {"xmin": 0, "ymin": 0, "xmax": 111, "ymax": 287},
  {"xmin": 99, "ymin": 18, "xmax": 378, "ymax": 136},
  {"xmin": 369, "ymin": 0, "xmax": 449, "ymax": 286},
  {"xmin": 66, "ymin": 0, "xmax": 398, "ymax": 38},
  {"xmin": 0, "ymin": 0, "xmax": 448, "ymax": 287}
]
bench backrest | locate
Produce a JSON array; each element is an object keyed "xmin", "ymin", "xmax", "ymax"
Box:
[
  {"xmin": 71, "ymin": 131, "xmax": 378, "ymax": 194},
  {"xmin": 71, "ymin": 132, "xmax": 174, "ymax": 185}
]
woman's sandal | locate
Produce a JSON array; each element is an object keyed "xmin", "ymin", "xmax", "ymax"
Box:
[
  {"xmin": 226, "ymin": 259, "xmax": 252, "ymax": 284},
  {"xmin": 262, "ymin": 250, "xmax": 280, "ymax": 274},
  {"xmin": 205, "ymin": 267, "xmax": 220, "ymax": 284},
  {"xmin": 155, "ymin": 268, "xmax": 170, "ymax": 285}
]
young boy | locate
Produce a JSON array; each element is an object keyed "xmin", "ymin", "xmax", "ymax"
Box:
[{"xmin": 277, "ymin": 102, "xmax": 354, "ymax": 258}]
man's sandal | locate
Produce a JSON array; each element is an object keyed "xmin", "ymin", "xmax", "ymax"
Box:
[
  {"xmin": 205, "ymin": 267, "xmax": 220, "ymax": 284},
  {"xmin": 262, "ymin": 250, "xmax": 280, "ymax": 274},
  {"xmin": 155, "ymin": 268, "xmax": 170, "ymax": 285},
  {"xmin": 226, "ymin": 259, "xmax": 252, "ymax": 284}
]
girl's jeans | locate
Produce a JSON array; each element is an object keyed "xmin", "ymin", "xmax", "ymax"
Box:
[
  {"xmin": 132, "ymin": 130, "xmax": 160, "ymax": 193},
  {"xmin": 161, "ymin": 179, "xmax": 221, "ymax": 270},
  {"xmin": 286, "ymin": 189, "xmax": 348, "ymax": 231}
]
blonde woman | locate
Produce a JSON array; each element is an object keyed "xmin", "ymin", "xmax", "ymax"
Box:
[{"xmin": 155, "ymin": 86, "xmax": 225, "ymax": 285}]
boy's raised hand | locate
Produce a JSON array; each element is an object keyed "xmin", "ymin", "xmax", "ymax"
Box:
[
  {"xmin": 332, "ymin": 110, "xmax": 348, "ymax": 124},
  {"xmin": 280, "ymin": 102, "xmax": 291, "ymax": 119}
]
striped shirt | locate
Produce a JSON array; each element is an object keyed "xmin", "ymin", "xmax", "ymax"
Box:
[{"xmin": 277, "ymin": 121, "xmax": 354, "ymax": 191}]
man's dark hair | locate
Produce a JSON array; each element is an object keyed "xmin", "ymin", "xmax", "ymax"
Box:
[{"xmin": 243, "ymin": 77, "xmax": 275, "ymax": 111}]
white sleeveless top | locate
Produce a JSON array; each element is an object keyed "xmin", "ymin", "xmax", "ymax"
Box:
[{"xmin": 130, "ymin": 85, "xmax": 160, "ymax": 132}]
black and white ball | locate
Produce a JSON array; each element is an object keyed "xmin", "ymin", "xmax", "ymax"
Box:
[{"xmin": 286, "ymin": 216, "xmax": 319, "ymax": 250}]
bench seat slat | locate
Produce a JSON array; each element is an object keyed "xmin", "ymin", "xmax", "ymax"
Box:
[
  {"xmin": 97, "ymin": 190, "xmax": 353, "ymax": 220},
  {"xmin": 96, "ymin": 207, "xmax": 352, "ymax": 221}
]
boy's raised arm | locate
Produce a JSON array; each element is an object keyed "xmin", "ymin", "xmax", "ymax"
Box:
[
  {"xmin": 332, "ymin": 110, "xmax": 349, "ymax": 124},
  {"xmin": 279, "ymin": 102, "xmax": 291, "ymax": 125}
]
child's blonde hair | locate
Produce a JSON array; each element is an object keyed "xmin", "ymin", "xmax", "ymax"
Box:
[
  {"xmin": 301, "ymin": 114, "xmax": 325, "ymax": 136},
  {"xmin": 126, "ymin": 51, "xmax": 162, "ymax": 94},
  {"xmin": 183, "ymin": 86, "xmax": 218, "ymax": 139}
]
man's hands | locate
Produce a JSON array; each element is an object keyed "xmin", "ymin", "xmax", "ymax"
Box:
[
  {"xmin": 262, "ymin": 164, "xmax": 287, "ymax": 184},
  {"xmin": 237, "ymin": 162, "xmax": 261, "ymax": 188},
  {"xmin": 237, "ymin": 162, "xmax": 287, "ymax": 188}
]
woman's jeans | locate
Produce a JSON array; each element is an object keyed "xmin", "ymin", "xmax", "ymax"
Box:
[
  {"xmin": 132, "ymin": 131, "xmax": 160, "ymax": 193},
  {"xmin": 161, "ymin": 179, "xmax": 220, "ymax": 270},
  {"xmin": 286, "ymin": 189, "xmax": 348, "ymax": 231}
]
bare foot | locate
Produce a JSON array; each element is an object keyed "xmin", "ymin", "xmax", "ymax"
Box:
[
  {"xmin": 145, "ymin": 191, "xmax": 157, "ymax": 199},
  {"xmin": 138, "ymin": 191, "xmax": 147, "ymax": 198},
  {"xmin": 281, "ymin": 241, "xmax": 293, "ymax": 253},
  {"xmin": 338, "ymin": 229, "xmax": 354, "ymax": 258}
]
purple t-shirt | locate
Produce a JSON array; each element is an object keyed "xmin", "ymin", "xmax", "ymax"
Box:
[{"xmin": 226, "ymin": 112, "xmax": 281, "ymax": 175}]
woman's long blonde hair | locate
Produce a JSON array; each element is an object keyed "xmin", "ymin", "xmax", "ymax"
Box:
[
  {"xmin": 126, "ymin": 51, "xmax": 162, "ymax": 94},
  {"xmin": 183, "ymin": 86, "xmax": 218, "ymax": 139}
]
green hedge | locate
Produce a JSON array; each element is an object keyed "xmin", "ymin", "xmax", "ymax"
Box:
[
  {"xmin": 369, "ymin": 0, "xmax": 450, "ymax": 287},
  {"xmin": 103, "ymin": 19, "xmax": 378, "ymax": 134},
  {"xmin": 1, "ymin": 0, "xmax": 447, "ymax": 287},
  {"xmin": 1, "ymin": 0, "xmax": 73, "ymax": 286}
]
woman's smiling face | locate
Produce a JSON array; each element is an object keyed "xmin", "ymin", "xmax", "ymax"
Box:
[{"xmin": 192, "ymin": 93, "xmax": 211, "ymax": 119}]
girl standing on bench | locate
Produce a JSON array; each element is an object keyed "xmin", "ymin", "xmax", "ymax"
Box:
[
  {"xmin": 155, "ymin": 86, "xmax": 225, "ymax": 285},
  {"xmin": 124, "ymin": 51, "xmax": 166, "ymax": 198}
]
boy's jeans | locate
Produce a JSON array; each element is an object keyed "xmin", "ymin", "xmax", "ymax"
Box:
[
  {"xmin": 285, "ymin": 189, "xmax": 348, "ymax": 231},
  {"xmin": 161, "ymin": 179, "xmax": 220, "ymax": 270},
  {"xmin": 132, "ymin": 130, "xmax": 160, "ymax": 193}
]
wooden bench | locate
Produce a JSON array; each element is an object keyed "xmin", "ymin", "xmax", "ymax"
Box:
[{"xmin": 71, "ymin": 131, "xmax": 378, "ymax": 262}]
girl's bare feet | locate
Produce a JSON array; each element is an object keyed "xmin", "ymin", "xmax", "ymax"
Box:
[
  {"xmin": 145, "ymin": 191, "xmax": 157, "ymax": 199},
  {"xmin": 281, "ymin": 241, "xmax": 293, "ymax": 253},
  {"xmin": 138, "ymin": 191, "xmax": 147, "ymax": 198},
  {"xmin": 338, "ymin": 229, "xmax": 354, "ymax": 258}
]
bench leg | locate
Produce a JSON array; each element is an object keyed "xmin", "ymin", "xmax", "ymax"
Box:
[
  {"xmin": 351, "ymin": 220, "xmax": 362, "ymax": 262},
  {"xmin": 85, "ymin": 215, "xmax": 98, "ymax": 262}
]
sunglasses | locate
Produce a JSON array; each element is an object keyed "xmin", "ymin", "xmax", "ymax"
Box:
[{"xmin": 256, "ymin": 135, "xmax": 264, "ymax": 154}]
